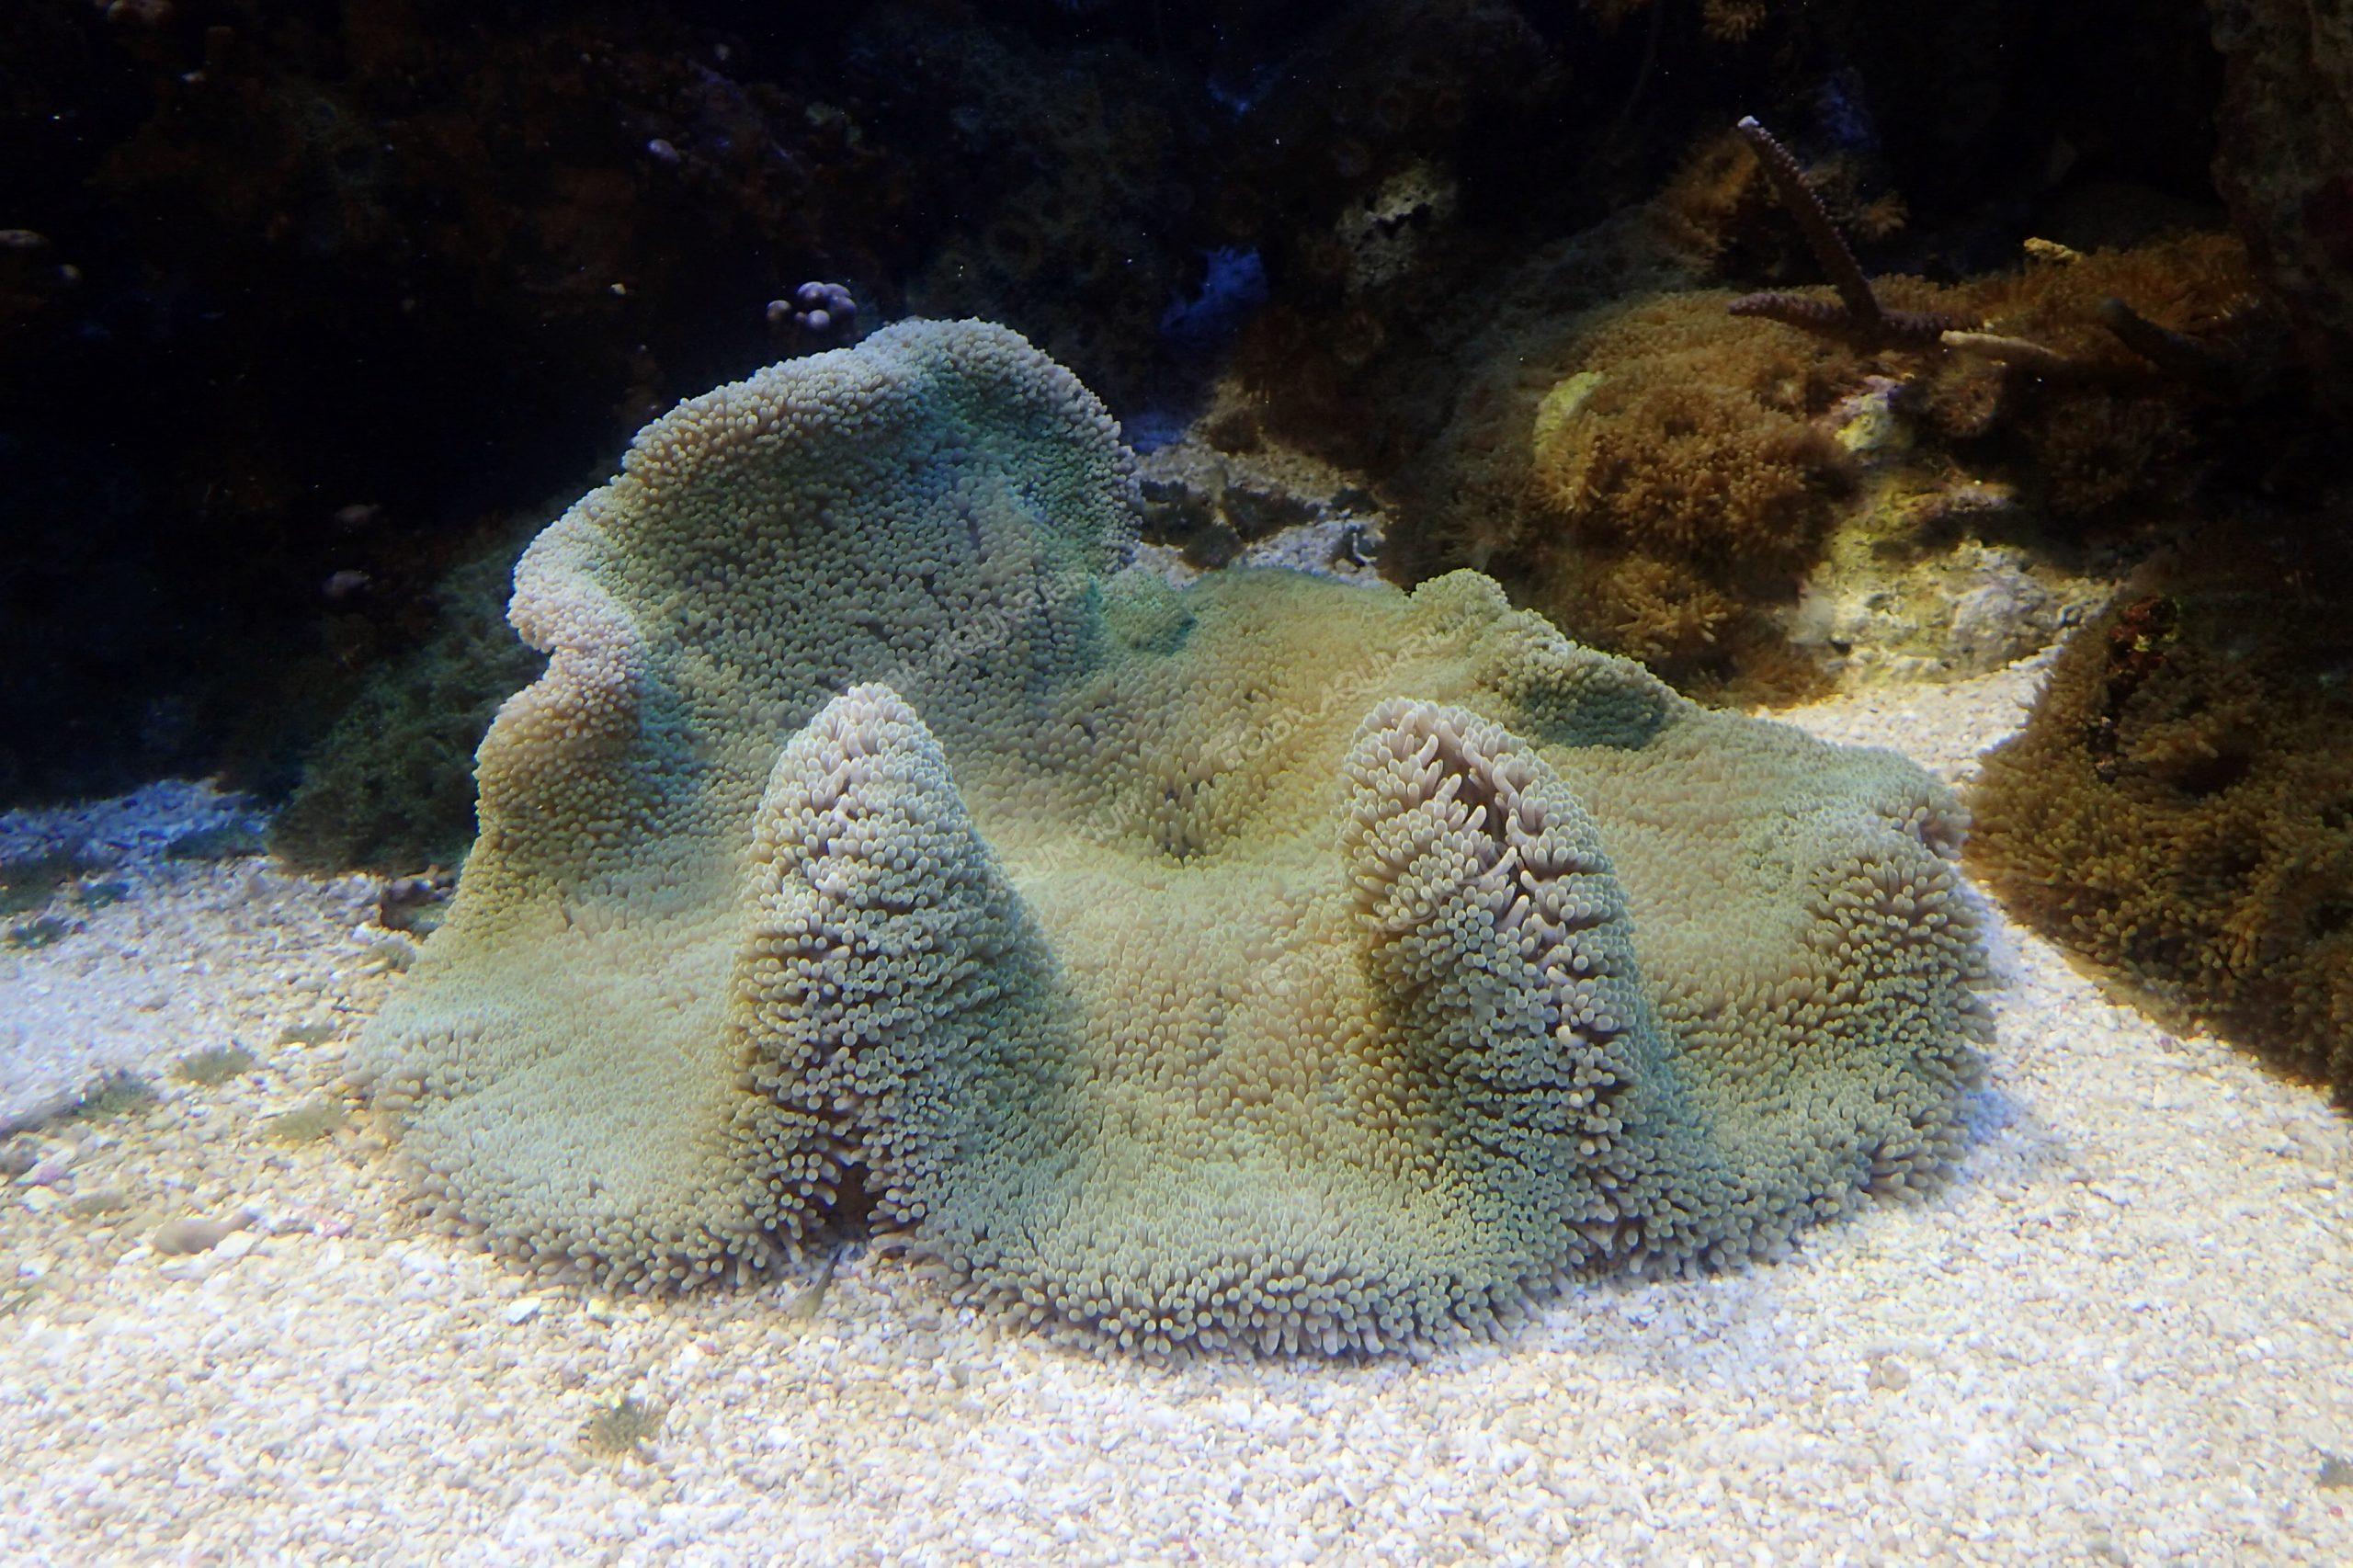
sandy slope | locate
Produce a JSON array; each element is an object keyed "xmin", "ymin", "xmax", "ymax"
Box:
[{"xmin": 0, "ymin": 663, "xmax": 2347, "ymax": 1565}]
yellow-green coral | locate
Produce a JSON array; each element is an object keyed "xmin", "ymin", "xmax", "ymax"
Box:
[{"xmin": 355, "ymin": 320, "xmax": 1989, "ymax": 1356}]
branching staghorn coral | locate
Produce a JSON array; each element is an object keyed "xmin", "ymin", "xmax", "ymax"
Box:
[
  {"xmin": 1725, "ymin": 117, "xmax": 1973, "ymax": 349},
  {"xmin": 355, "ymin": 320, "xmax": 1991, "ymax": 1357},
  {"xmin": 1728, "ymin": 116, "xmax": 2255, "ymax": 393}
]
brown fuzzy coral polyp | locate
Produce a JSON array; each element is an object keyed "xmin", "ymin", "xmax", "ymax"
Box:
[
  {"xmin": 1971, "ymin": 533, "xmax": 2353, "ymax": 1104},
  {"xmin": 1518, "ymin": 293, "xmax": 1856, "ymax": 676}
]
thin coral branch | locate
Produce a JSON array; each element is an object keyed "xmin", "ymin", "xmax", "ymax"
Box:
[
  {"xmin": 1725, "ymin": 290, "xmax": 1858, "ymax": 336},
  {"xmin": 1727, "ymin": 290, "xmax": 1965, "ymax": 349},
  {"xmin": 1734, "ymin": 116, "xmax": 1878, "ymax": 327},
  {"xmin": 1728, "ymin": 116, "xmax": 1973, "ymax": 350},
  {"xmin": 1939, "ymin": 329, "xmax": 2094, "ymax": 381},
  {"xmin": 2097, "ymin": 297, "xmax": 2234, "ymax": 384}
]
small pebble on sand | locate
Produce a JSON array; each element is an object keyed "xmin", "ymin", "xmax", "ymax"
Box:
[{"xmin": 151, "ymin": 1215, "xmax": 244, "ymax": 1256}]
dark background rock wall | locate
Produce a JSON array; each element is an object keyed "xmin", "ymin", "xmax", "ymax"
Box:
[{"xmin": 0, "ymin": 0, "xmax": 2246, "ymax": 802}]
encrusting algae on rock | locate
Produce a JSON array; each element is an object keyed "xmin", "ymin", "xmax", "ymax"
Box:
[{"xmin": 354, "ymin": 319, "xmax": 1992, "ymax": 1358}]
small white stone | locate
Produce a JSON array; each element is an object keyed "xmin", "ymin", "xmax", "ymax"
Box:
[
  {"xmin": 152, "ymin": 1215, "xmax": 241, "ymax": 1255},
  {"xmin": 156, "ymin": 1254, "xmax": 220, "ymax": 1284}
]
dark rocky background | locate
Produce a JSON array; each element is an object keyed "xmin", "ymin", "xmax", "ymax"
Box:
[{"xmin": 0, "ymin": 0, "xmax": 2323, "ymax": 810}]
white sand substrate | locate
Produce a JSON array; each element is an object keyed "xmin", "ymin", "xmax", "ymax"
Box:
[{"xmin": 1, "ymin": 661, "xmax": 2348, "ymax": 1566}]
